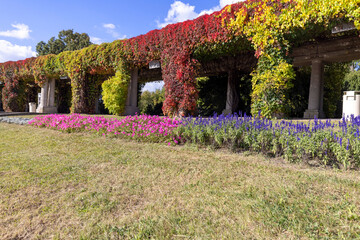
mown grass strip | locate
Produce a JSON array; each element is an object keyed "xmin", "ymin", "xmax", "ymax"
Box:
[{"xmin": 1, "ymin": 123, "xmax": 360, "ymax": 239}]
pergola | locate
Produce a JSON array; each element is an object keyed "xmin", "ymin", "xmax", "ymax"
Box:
[{"xmin": 0, "ymin": 1, "xmax": 359, "ymax": 118}]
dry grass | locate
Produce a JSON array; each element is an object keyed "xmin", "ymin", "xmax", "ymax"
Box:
[{"xmin": 1, "ymin": 123, "xmax": 360, "ymax": 239}]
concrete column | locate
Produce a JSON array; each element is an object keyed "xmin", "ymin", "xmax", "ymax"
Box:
[
  {"xmin": 130, "ymin": 68, "xmax": 138, "ymax": 107},
  {"xmin": 125, "ymin": 68, "xmax": 140, "ymax": 115},
  {"xmin": 223, "ymin": 71, "xmax": 239, "ymax": 115},
  {"xmin": 125, "ymin": 79, "xmax": 131, "ymax": 107},
  {"xmin": 36, "ymin": 80, "xmax": 48, "ymax": 113},
  {"xmin": 304, "ymin": 59, "xmax": 325, "ymax": 118},
  {"xmin": 36, "ymin": 79, "xmax": 57, "ymax": 114},
  {"xmin": 48, "ymin": 78, "xmax": 56, "ymax": 107}
]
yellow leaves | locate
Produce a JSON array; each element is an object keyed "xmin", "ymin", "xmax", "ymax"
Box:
[
  {"xmin": 228, "ymin": 0, "xmax": 360, "ymax": 64},
  {"xmin": 250, "ymin": 55, "xmax": 295, "ymax": 118},
  {"xmin": 101, "ymin": 62, "xmax": 130, "ymax": 115},
  {"xmin": 229, "ymin": 7, "xmax": 247, "ymax": 32}
]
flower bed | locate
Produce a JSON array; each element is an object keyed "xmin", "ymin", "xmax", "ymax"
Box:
[
  {"xmin": 29, "ymin": 114, "xmax": 180, "ymax": 144},
  {"xmin": 175, "ymin": 113, "xmax": 360, "ymax": 169},
  {"xmin": 29, "ymin": 113, "xmax": 360, "ymax": 169}
]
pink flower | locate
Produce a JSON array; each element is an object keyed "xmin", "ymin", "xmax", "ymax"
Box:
[{"xmin": 29, "ymin": 114, "xmax": 180, "ymax": 145}]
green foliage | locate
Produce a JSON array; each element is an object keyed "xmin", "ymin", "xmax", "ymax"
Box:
[
  {"xmin": 230, "ymin": 0, "xmax": 360, "ymax": 118},
  {"xmin": 323, "ymin": 63, "xmax": 350, "ymax": 118},
  {"xmin": 197, "ymin": 74, "xmax": 252, "ymax": 116},
  {"xmin": 2, "ymin": 1, "xmax": 360, "ymax": 116},
  {"xmin": 289, "ymin": 63, "xmax": 350, "ymax": 118},
  {"xmin": 197, "ymin": 76, "xmax": 227, "ymax": 116},
  {"xmin": 14, "ymin": 80, "xmax": 27, "ymax": 112},
  {"xmin": 36, "ymin": 29, "xmax": 92, "ymax": 56},
  {"xmin": 101, "ymin": 64, "xmax": 130, "ymax": 115},
  {"xmin": 288, "ymin": 67, "xmax": 311, "ymax": 118},
  {"xmin": 251, "ymin": 58, "xmax": 295, "ymax": 118},
  {"xmin": 2, "ymin": 76, "xmax": 27, "ymax": 112},
  {"xmin": 139, "ymin": 88, "xmax": 165, "ymax": 115},
  {"xmin": 176, "ymin": 116, "xmax": 360, "ymax": 169},
  {"xmin": 56, "ymin": 79, "xmax": 72, "ymax": 113},
  {"xmin": 344, "ymin": 68, "xmax": 360, "ymax": 91},
  {"xmin": 193, "ymin": 36, "xmax": 252, "ymax": 62}
]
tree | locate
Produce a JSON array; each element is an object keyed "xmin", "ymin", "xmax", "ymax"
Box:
[
  {"xmin": 350, "ymin": 60, "xmax": 360, "ymax": 72},
  {"xmin": 196, "ymin": 76, "xmax": 227, "ymax": 116},
  {"xmin": 139, "ymin": 88, "xmax": 165, "ymax": 115},
  {"xmin": 343, "ymin": 62, "xmax": 360, "ymax": 91},
  {"xmin": 323, "ymin": 63, "xmax": 350, "ymax": 118},
  {"xmin": 36, "ymin": 29, "xmax": 92, "ymax": 56},
  {"xmin": 196, "ymin": 74, "xmax": 252, "ymax": 116}
]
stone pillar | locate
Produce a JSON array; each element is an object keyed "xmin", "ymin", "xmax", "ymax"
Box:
[
  {"xmin": 304, "ymin": 59, "xmax": 325, "ymax": 118},
  {"xmin": 49, "ymin": 78, "xmax": 56, "ymax": 107},
  {"xmin": 223, "ymin": 71, "xmax": 239, "ymax": 115},
  {"xmin": 36, "ymin": 80, "xmax": 48, "ymax": 113},
  {"xmin": 36, "ymin": 79, "xmax": 57, "ymax": 113},
  {"xmin": 125, "ymin": 68, "xmax": 140, "ymax": 115}
]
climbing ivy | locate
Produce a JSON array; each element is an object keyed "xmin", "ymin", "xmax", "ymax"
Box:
[
  {"xmin": 229, "ymin": 0, "xmax": 360, "ymax": 117},
  {"xmin": 0, "ymin": 4, "xmax": 244, "ymax": 116},
  {"xmin": 0, "ymin": 0, "xmax": 359, "ymax": 117}
]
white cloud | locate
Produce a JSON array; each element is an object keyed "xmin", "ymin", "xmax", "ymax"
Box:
[
  {"xmin": 118, "ymin": 35, "xmax": 127, "ymax": 40},
  {"xmin": 199, "ymin": 7, "xmax": 221, "ymax": 16},
  {"xmin": 0, "ymin": 40, "xmax": 36, "ymax": 63},
  {"xmin": 220, "ymin": 0, "xmax": 241, "ymax": 8},
  {"xmin": 141, "ymin": 81, "xmax": 164, "ymax": 92},
  {"xmin": 102, "ymin": 23, "xmax": 121, "ymax": 38},
  {"xmin": 90, "ymin": 36, "xmax": 103, "ymax": 45},
  {"xmin": 158, "ymin": 1, "xmax": 243, "ymax": 28},
  {"xmin": 157, "ymin": 1, "xmax": 199, "ymax": 28},
  {"xmin": 0, "ymin": 23, "xmax": 31, "ymax": 39},
  {"xmin": 201, "ymin": 0, "xmax": 243, "ymax": 15},
  {"xmin": 103, "ymin": 23, "xmax": 116, "ymax": 30}
]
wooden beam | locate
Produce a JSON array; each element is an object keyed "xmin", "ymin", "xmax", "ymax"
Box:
[
  {"xmin": 292, "ymin": 35, "xmax": 360, "ymax": 66},
  {"xmin": 138, "ymin": 52, "xmax": 257, "ymax": 83}
]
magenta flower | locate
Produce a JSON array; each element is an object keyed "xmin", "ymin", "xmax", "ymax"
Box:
[{"xmin": 29, "ymin": 114, "xmax": 181, "ymax": 144}]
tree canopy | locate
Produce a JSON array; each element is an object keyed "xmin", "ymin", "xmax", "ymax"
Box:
[
  {"xmin": 344, "ymin": 61, "xmax": 360, "ymax": 91},
  {"xmin": 139, "ymin": 87, "xmax": 165, "ymax": 116},
  {"xmin": 36, "ymin": 29, "xmax": 92, "ymax": 56}
]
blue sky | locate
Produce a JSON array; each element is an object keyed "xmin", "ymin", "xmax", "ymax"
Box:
[{"xmin": 0, "ymin": 0, "xmax": 240, "ymax": 91}]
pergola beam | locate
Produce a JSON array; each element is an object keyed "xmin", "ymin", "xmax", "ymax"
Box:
[{"xmin": 292, "ymin": 36, "xmax": 360, "ymax": 67}]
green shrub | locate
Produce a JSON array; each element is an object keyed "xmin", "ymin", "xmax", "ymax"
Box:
[{"xmin": 102, "ymin": 64, "xmax": 130, "ymax": 115}]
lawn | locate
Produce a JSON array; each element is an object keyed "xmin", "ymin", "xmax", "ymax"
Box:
[{"xmin": 1, "ymin": 122, "xmax": 360, "ymax": 239}]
